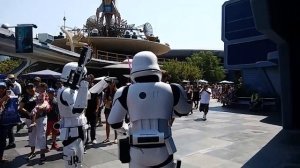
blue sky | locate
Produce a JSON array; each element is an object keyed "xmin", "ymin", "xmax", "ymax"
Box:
[{"xmin": 0, "ymin": 0, "xmax": 227, "ymax": 50}]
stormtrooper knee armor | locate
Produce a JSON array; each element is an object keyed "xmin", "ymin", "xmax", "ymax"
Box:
[{"xmin": 108, "ymin": 51, "xmax": 192, "ymax": 168}]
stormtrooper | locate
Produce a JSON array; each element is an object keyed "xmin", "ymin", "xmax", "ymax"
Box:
[
  {"xmin": 57, "ymin": 46, "xmax": 92, "ymax": 168},
  {"xmin": 108, "ymin": 51, "xmax": 192, "ymax": 168}
]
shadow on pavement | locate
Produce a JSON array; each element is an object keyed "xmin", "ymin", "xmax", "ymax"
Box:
[
  {"xmin": 210, "ymin": 105, "xmax": 282, "ymax": 126},
  {"xmin": 194, "ymin": 118, "xmax": 207, "ymax": 122},
  {"xmin": 0, "ymin": 153, "xmax": 28, "ymax": 168},
  {"xmin": 259, "ymin": 112, "xmax": 281, "ymax": 126},
  {"xmin": 26, "ymin": 152, "xmax": 63, "ymax": 167},
  {"xmin": 210, "ymin": 105, "xmax": 264, "ymax": 115},
  {"xmin": 0, "ymin": 150, "xmax": 63, "ymax": 168},
  {"xmin": 242, "ymin": 130, "xmax": 300, "ymax": 168},
  {"xmin": 86, "ymin": 141, "xmax": 114, "ymax": 149},
  {"xmin": 15, "ymin": 132, "xmax": 28, "ymax": 137}
]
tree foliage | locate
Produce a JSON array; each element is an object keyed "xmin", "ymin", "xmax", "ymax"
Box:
[
  {"xmin": 162, "ymin": 59, "xmax": 201, "ymax": 83},
  {"xmin": 0, "ymin": 58, "xmax": 22, "ymax": 74},
  {"xmin": 186, "ymin": 51, "xmax": 225, "ymax": 83}
]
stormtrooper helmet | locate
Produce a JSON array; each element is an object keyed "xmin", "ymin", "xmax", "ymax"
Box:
[
  {"xmin": 130, "ymin": 51, "xmax": 161, "ymax": 83},
  {"xmin": 60, "ymin": 62, "xmax": 87, "ymax": 84}
]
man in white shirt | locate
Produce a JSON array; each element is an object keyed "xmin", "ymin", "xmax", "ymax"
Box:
[
  {"xmin": 199, "ymin": 84, "xmax": 212, "ymax": 121},
  {"xmin": 7, "ymin": 74, "xmax": 22, "ymax": 96}
]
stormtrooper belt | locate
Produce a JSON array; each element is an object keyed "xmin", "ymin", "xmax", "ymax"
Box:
[{"xmin": 129, "ymin": 132, "xmax": 166, "ymax": 148}]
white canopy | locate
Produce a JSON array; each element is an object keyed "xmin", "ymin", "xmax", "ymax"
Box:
[
  {"xmin": 219, "ymin": 80, "xmax": 234, "ymax": 84},
  {"xmin": 198, "ymin": 79, "xmax": 208, "ymax": 84}
]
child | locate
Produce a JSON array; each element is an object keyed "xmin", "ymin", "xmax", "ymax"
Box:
[
  {"xmin": 45, "ymin": 88, "xmax": 60, "ymax": 150},
  {"xmin": 29, "ymin": 92, "xmax": 49, "ymax": 128}
]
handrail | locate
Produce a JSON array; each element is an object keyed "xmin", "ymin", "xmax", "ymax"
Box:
[
  {"xmin": 95, "ymin": 50, "xmax": 132, "ymax": 62},
  {"xmin": 95, "ymin": 49, "xmax": 168, "ymax": 63}
]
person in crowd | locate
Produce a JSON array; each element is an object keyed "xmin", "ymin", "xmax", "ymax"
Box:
[
  {"xmin": 20, "ymin": 82, "xmax": 50, "ymax": 163},
  {"xmin": 7, "ymin": 74, "xmax": 22, "ymax": 96},
  {"xmin": 161, "ymin": 70, "xmax": 171, "ymax": 84},
  {"xmin": 186, "ymin": 85, "xmax": 193, "ymax": 115},
  {"xmin": 30, "ymin": 82, "xmax": 49, "ymax": 163},
  {"xmin": 45, "ymin": 88, "xmax": 60, "ymax": 150},
  {"xmin": 249, "ymin": 92, "xmax": 262, "ymax": 112},
  {"xmin": 221, "ymin": 84, "xmax": 230, "ymax": 106},
  {"xmin": 193, "ymin": 85, "xmax": 200, "ymax": 109},
  {"xmin": 85, "ymin": 74, "xmax": 100, "ymax": 144},
  {"xmin": 0, "ymin": 82, "xmax": 13, "ymax": 163},
  {"xmin": 55, "ymin": 80, "xmax": 64, "ymax": 93},
  {"xmin": 3, "ymin": 79, "xmax": 17, "ymax": 149},
  {"xmin": 33, "ymin": 77, "xmax": 41, "ymax": 91},
  {"xmin": 199, "ymin": 84, "xmax": 212, "ymax": 121},
  {"xmin": 18, "ymin": 83, "xmax": 38, "ymax": 159},
  {"xmin": 102, "ymin": 79, "xmax": 117, "ymax": 143},
  {"xmin": 96, "ymin": 91, "xmax": 104, "ymax": 127}
]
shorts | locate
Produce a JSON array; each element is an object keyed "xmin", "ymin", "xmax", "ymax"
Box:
[
  {"xmin": 46, "ymin": 120, "xmax": 60, "ymax": 136},
  {"xmin": 199, "ymin": 103, "xmax": 209, "ymax": 112}
]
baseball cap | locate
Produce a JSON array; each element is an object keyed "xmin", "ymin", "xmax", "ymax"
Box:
[
  {"xmin": 8, "ymin": 74, "xmax": 15, "ymax": 79},
  {"xmin": 47, "ymin": 88, "xmax": 55, "ymax": 93},
  {"xmin": 34, "ymin": 76, "xmax": 41, "ymax": 82},
  {"xmin": 26, "ymin": 83, "xmax": 34, "ymax": 88}
]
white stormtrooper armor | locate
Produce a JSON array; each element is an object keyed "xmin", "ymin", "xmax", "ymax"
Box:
[
  {"xmin": 57, "ymin": 46, "xmax": 92, "ymax": 168},
  {"xmin": 108, "ymin": 51, "xmax": 192, "ymax": 168}
]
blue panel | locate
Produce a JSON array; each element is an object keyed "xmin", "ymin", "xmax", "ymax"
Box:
[
  {"xmin": 224, "ymin": 0, "xmax": 262, "ymax": 40},
  {"xmin": 15, "ymin": 26, "xmax": 33, "ymax": 53},
  {"xmin": 227, "ymin": 39, "xmax": 277, "ymax": 65},
  {"xmin": 242, "ymin": 69, "xmax": 277, "ymax": 97}
]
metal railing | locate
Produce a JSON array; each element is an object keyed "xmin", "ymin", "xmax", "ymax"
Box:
[
  {"xmin": 95, "ymin": 50, "xmax": 132, "ymax": 62},
  {"xmin": 94, "ymin": 49, "xmax": 168, "ymax": 63}
]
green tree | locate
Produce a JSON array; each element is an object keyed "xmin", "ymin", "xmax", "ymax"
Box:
[
  {"xmin": 162, "ymin": 59, "xmax": 201, "ymax": 83},
  {"xmin": 0, "ymin": 58, "xmax": 22, "ymax": 74},
  {"xmin": 186, "ymin": 51, "xmax": 225, "ymax": 83}
]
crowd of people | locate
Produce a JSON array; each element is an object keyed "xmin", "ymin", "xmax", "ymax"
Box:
[
  {"xmin": 183, "ymin": 82, "xmax": 239, "ymax": 120},
  {"xmin": 0, "ymin": 73, "xmax": 123, "ymax": 164}
]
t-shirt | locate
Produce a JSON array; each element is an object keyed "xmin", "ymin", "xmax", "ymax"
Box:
[
  {"xmin": 47, "ymin": 98, "xmax": 59, "ymax": 121},
  {"xmin": 85, "ymin": 93, "xmax": 99, "ymax": 117},
  {"xmin": 11, "ymin": 81, "xmax": 22, "ymax": 96},
  {"xmin": 200, "ymin": 88, "xmax": 212, "ymax": 104},
  {"xmin": 20, "ymin": 94, "xmax": 37, "ymax": 119}
]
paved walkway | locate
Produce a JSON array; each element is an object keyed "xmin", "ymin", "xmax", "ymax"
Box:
[{"xmin": 1, "ymin": 99, "xmax": 300, "ymax": 168}]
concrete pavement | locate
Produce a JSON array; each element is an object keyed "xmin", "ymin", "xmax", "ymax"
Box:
[{"xmin": 1, "ymin": 99, "xmax": 300, "ymax": 168}]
